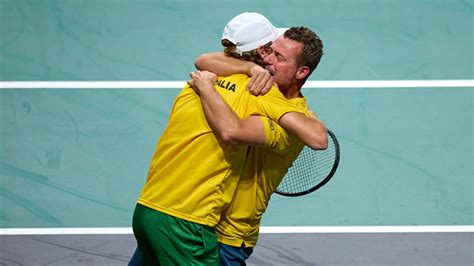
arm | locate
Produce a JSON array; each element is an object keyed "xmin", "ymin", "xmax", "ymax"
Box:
[
  {"xmin": 279, "ymin": 111, "xmax": 328, "ymax": 150},
  {"xmin": 188, "ymin": 70, "xmax": 266, "ymax": 145},
  {"xmin": 188, "ymin": 71, "xmax": 328, "ymax": 150},
  {"xmin": 195, "ymin": 52, "xmax": 273, "ymax": 95},
  {"xmin": 195, "ymin": 52, "xmax": 327, "ymax": 149},
  {"xmin": 195, "ymin": 52, "xmax": 254, "ymax": 76}
]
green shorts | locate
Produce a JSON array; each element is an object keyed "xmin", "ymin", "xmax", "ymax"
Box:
[{"xmin": 132, "ymin": 204, "xmax": 219, "ymax": 265}]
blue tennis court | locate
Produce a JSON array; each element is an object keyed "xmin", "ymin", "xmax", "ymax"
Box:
[{"xmin": 1, "ymin": 0, "xmax": 472, "ymax": 265}]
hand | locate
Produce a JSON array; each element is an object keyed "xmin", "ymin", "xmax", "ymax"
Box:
[
  {"xmin": 247, "ymin": 65, "xmax": 273, "ymax": 96},
  {"xmin": 187, "ymin": 70, "xmax": 217, "ymax": 94}
]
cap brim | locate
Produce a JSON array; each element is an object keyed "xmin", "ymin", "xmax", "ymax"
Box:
[{"xmin": 277, "ymin": 27, "xmax": 288, "ymax": 36}]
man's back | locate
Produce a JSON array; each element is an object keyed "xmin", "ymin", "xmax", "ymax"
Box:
[
  {"xmin": 216, "ymin": 96, "xmax": 307, "ymax": 247},
  {"xmin": 137, "ymin": 74, "xmax": 305, "ymax": 227}
]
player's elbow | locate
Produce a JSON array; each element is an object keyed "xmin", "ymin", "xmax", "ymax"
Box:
[
  {"xmin": 194, "ymin": 53, "xmax": 211, "ymax": 70},
  {"xmin": 217, "ymin": 127, "xmax": 242, "ymax": 145},
  {"xmin": 308, "ymin": 129, "xmax": 328, "ymax": 150}
]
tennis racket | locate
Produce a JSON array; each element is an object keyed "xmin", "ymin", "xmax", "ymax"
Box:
[{"xmin": 275, "ymin": 129, "xmax": 340, "ymax": 197}]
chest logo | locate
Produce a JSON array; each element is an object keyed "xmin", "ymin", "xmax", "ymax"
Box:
[{"xmin": 215, "ymin": 79, "xmax": 236, "ymax": 92}]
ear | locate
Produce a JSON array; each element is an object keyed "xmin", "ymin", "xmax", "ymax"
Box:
[{"xmin": 296, "ymin": 66, "xmax": 310, "ymax": 80}]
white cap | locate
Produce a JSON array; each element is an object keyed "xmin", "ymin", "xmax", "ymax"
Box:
[{"xmin": 222, "ymin": 12, "xmax": 285, "ymax": 55}]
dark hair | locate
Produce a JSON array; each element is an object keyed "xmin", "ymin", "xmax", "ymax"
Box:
[
  {"xmin": 221, "ymin": 39, "xmax": 271, "ymax": 66},
  {"xmin": 283, "ymin": 27, "xmax": 323, "ymax": 77}
]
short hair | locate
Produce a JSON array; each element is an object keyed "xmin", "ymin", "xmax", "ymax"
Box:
[
  {"xmin": 221, "ymin": 39, "xmax": 271, "ymax": 66},
  {"xmin": 283, "ymin": 27, "xmax": 323, "ymax": 77}
]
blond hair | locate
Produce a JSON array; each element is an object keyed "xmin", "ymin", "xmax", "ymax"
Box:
[{"xmin": 221, "ymin": 39, "xmax": 271, "ymax": 66}]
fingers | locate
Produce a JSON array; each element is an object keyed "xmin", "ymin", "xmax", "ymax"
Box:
[
  {"xmin": 187, "ymin": 71, "xmax": 197, "ymax": 87},
  {"xmin": 248, "ymin": 72, "xmax": 266, "ymax": 95},
  {"xmin": 188, "ymin": 70, "xmax": 218, "ymax": 91},
  {"xmin": 189, "ymin": 71, "xmax": 200, "ymax": 78},
  {"xmin": 247, "ymin": 68, "xmax": 273, "ymax": 96},
  {"xmin": 260, "ymin": 78, "xmax": 273, "ymax": 95}
]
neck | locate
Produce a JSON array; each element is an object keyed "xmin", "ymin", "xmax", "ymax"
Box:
[
  {"xmin": 280, "ymin": 80, "xmax": 304, "ymax": 99},
  {"xmin": 283, "ymin": 87, "xmax": 302, "ymax": 99}
]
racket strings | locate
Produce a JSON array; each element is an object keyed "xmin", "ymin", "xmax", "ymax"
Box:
[{"xmin": 276, "ymin": 134, "xmax": 337, "ymax": 195}]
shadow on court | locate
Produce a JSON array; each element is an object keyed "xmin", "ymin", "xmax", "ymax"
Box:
[{"xmin": 1, "ymin": 233, "xmax": 472, "ymax": 265}]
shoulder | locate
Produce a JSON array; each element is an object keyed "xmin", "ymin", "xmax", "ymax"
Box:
[
  {"xmin": 217, "ymin": 74, "xmax": 250, "ymax": 83},
  {"xmin": 287, "ymin": 96, "xmax": 308, "ymax": 110},
  {"xmin": 264, "ymin": 86, "xmax": 286, "ymax": 99},
  {"xmin": 215, "ymin": 74, "xmax": 250, "ymax": 92}
]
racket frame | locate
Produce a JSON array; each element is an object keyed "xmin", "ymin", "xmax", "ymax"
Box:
[{"xmin": 274, "ymin": 129, "xmax": 340, "ymax": 197}]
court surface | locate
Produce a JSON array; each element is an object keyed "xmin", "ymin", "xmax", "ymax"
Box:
[{"xmin": 1, "ymin": 0, "xmax": 473, "ymax": 265}]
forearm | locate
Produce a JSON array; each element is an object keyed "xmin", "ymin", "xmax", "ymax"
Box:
[
  {"xmin": 197, "ymin": 83, "xmax": 244, "ymax": 144},
  {"xmin": 195, "ymin": 52, "xmax": 255, "ymax": 76},
  {"xmin": 279, "ymin": 112, "xmax": 328, "ymax": 150},
  {"xmin": 197, "ymin": 85, "xmax": 265, "ymax": 146}
]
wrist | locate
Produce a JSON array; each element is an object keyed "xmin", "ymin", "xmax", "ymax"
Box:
[
  {"xmin": 200, "ymin": 81, "xmax": 216, "ymax": 93},
  {"xmin": 246, "ymin": 62, "xmax": 258, "ymax": 76}
]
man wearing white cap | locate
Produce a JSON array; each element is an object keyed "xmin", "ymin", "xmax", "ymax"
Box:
[
  {"xmin": 131, "ymin": 12, "xmax": 326, "ymax": 265},
  {"xmin": 221, "ymin": 12, "xmax": 284, "ymax": 56},
  {"xmin": 191, "ymin": 14, "xmax": 326, "ymax": 265}
]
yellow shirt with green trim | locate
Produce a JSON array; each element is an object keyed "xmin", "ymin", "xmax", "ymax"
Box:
[
  {"xmin": 137, "ymin": 74, "xmax": 306, "ymax": 227},
  {"xmin": 216, "ymin": 96, "xmax": 307, "ymax": 247}
]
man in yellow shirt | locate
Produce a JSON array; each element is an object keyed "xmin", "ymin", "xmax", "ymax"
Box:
[
  {"xmin": 190, "ymin": 26, "xmax": 325, "ymax": 264},
  {"xmin": 132, "ymin": 13, "xmax": 326, "ymax": 265}
]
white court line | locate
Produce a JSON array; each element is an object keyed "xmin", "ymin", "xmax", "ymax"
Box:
[
  {"xmin": 259, "ymin": 226, "xmax": 474, "ymax": 233},
  {"xmin": 0, "ymin": 80, "xmax": 473, "ymax": 89},
  {"xmin": 1, "ymin": 226, "xmax": 473, "ymax": 235},
  {"xmin": 0, "ymin": 81, "xmax": 472, "ymax": 237}
]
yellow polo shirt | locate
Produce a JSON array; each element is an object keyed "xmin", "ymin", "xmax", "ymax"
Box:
[
  {"xmin": 216, "ymin": 96, "xmax": 307, "ymax": 247},
  {"xmin": 137, "ymin": 74, "xmax": 306, "ymax": 227}
]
